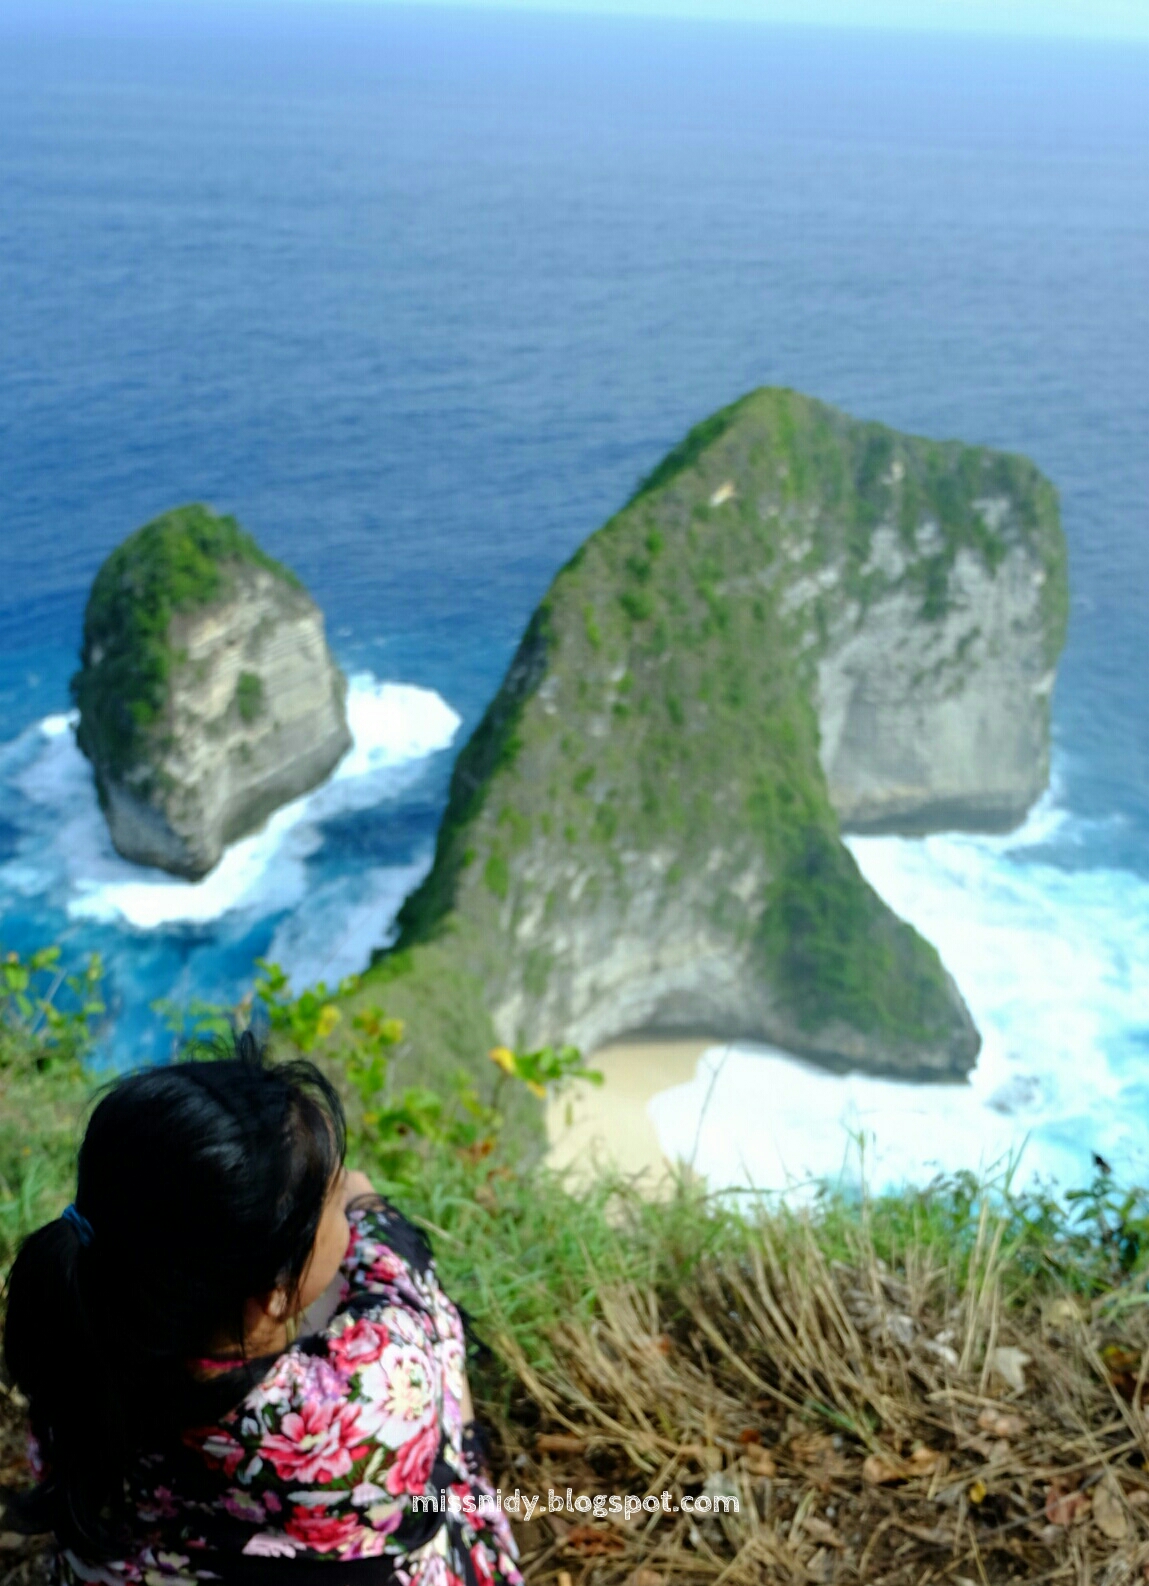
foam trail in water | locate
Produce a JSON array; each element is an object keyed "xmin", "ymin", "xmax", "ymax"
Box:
[
  {"xmin": 649, "ymin": 1043, "xmax": 1083, "ymax": 1199},
  {"xmin": 0, "ymin": 676, "xmax": 459, "ymax": 932},
  {"xmin": 649, "ymin": 791, "xmax": 1149, "ymax": 1195},
  {"xmin": 265, "ymin": 859, "xmax": 431, "ymax": 989}
]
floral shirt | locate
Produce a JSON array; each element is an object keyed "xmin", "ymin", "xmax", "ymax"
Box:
[{"xmin": 56, "ymin": 1201, "xmax": 522, "ymax": 1586}]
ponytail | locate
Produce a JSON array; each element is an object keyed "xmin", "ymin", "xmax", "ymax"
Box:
[
  {"xmin": 5, "ymin": 1212, "xmax": 129, "ymax": 1550},
  {"xmin": 2, "ymin": 1044, "xmax": 346, "ymax": 1556}
]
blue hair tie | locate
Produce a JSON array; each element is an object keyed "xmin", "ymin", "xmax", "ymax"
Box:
[{"xmin": 62, "ymin": 1203, "xmax": 94, "ymax": 1247}]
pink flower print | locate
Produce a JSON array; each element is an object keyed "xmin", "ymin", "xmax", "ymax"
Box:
[
  {"xmin": 186, "ymin": 1427, "xmax": 246, "ymax": 1478},
  {"xmin": 242, "ymin": 1533, "xmax": 297, "ymax": 1558},
  {"xmin": 261, "ymin": 1401, "xmax": 369, "ymax": 1484},
  {"xmin": 365, "ymin": 1502, "xmax": 404, "ymax": 1533},
  {"xmin": 351, "ymin": 1479, "xmax": 388, "ymax": 1507},
  {"xmin": 411, "ymin": 1556, "xmax": 449, "ymax": 1586},
  {"xmin": 222, "ymin": 1490, "xmax": 266, "ymax": 1524},
  {"xmin": 413, "ymin": 1557, "xmax": 466, "ymax": 1586},
  {"xmin": 346, "ymin": 1529, "xmax": 390, "ymax": 1559},
  {"xmin": 361, "ymin": 1344, "xmax": 438, "ymax": 1446},
  {"xmin": 329, "ymin": 1316, "xmax": 390, "ymax": 1377},
  {"xmin": 263, "ymin": 1491, "xmax": 282, "ymax": 1515},
  {"xmin": 471, "ymin": 1543, "xmax": 495, "ymax": 1586},
  {"xmin": 155, "ymin": 1550, "xmax": 193, "ymax": 1573},
  {"xmin": 366, "ymin": 1247, "xmax": 407, "ymax": 1285},
  {"xmin": 285, "ymin": 1506, "xmax": 363, "ymax": 1555},
  {"xmin": 147, "ymin": 1486, "xmax": 179, "ymax": 1520},
  {"xmin": 258, "ymin": 1351, "xmax": 343, "ymax": 1414},
  {"xmin": 385, "ymin": 1422, "xmax": 439, "ymax": 1496}
]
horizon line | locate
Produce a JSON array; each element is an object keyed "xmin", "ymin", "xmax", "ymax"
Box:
[
  {"xmin": 386, "ymin": 0, "xmax": 1149, "ymax": 40},
  {"xmin": 7, "ymin": 0, "xmax": 1149, "ymax": 45}
]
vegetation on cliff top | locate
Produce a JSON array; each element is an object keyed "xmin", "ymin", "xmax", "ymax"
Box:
[
  {"xmin": 630, "ymin": 387, "xmax": 1067, "ymax": 652},
  {"xmin": 72, "ymin": 504, "xmax": 302, "ymax": 783}
]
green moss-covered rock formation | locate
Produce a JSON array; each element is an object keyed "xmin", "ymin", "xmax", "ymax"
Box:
[
  {"xmin": 361, "ymin": 388, "xmax": 1067, "ymax": 1085},
  {"xmin": 74, "ymin": 504, "xmax": 351, "ymax": 878}
]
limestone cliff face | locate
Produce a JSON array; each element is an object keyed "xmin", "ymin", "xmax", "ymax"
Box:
[
  {"xmin": 74, "ymin": 506, "xmax": 351, "ymax": 879},
  {"xmin": 378, "ymin": 390, "xmax": 1066, "ymax": 1083},
  {"xmin": 815, "ymin": 518, "xmax": 1060, "ymax": 833}
]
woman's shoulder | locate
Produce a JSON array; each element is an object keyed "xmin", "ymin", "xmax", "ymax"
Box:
[
  {"xmin": 343, "ymin": 1195, "xmax": 435, "ymax": 1285},
  {"xmin": 180, "ymin": 1207, "xmax": 460, "ymax": 1498},
  {"xmin": 183, "ymin": 1198, "xmax": 456, "ymax": 1467},
  {"xmin": 244, "ymin": 1199, "xmax": 451, "ymax": 1408}
]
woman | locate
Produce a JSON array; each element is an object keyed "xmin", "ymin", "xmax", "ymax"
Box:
[{"xmin": 3, "ymin": 1037, "xmax": 522, "ymax": 1585}]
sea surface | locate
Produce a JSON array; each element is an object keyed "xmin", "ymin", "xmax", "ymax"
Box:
[{"xmin": 1, "ymin": 3, "xmax": 1147, "ymax": 1191}]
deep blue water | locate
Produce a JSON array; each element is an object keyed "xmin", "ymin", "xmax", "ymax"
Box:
[{"xmin": 2, "ymin": 4, "xmax": 1149, "ymax": 1181}]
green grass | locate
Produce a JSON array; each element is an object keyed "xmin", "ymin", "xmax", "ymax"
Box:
[
  {"xmin": 6, "ymin": 949, "xmax": 1149, "ymax": 1471},
  {"xmin": 6, "ymin": 996, "xmax": 1146, "ymax": 1392},
  {"xmin": 8, "ymin": 955, "xmax": 1149, "ymax": 1586},
  {"xmin": 400, "ymin": 1148, "xmax": 1149, "ymax": 1403}
]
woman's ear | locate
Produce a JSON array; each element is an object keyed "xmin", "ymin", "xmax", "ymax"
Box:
[
  {"xmin": 266, "ymin": 1288, "xmax": 291, "ymax": 1321},
  {"xmin": 243, "ymin": 1287, "xmax": 291, "ymax": 1345}
]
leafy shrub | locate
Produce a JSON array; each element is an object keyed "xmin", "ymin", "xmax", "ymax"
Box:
[{"xmin": 235, "ymin": 671, "xmax": 264, "ymax": 723}]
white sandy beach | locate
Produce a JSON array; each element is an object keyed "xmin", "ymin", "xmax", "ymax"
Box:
[{"xmin": 544, "ymin": 1038, "xmax": 709, "ymax": 1188}]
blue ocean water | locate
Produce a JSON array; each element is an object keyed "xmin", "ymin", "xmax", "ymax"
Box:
[{"xmin": 1, "ymin": 4, "xmax": 1147, "ymax": 1183}]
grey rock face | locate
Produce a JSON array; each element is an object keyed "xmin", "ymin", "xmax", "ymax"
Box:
[
  {"xmin": 98, "ymin": 566, "xmax": 350, "ymax": 878},
  {"xmin": 815, "ymin": 521, "xmax": 1058, "ymax": 834},
  {"xmin": 491, "ymin": 841, "xmax": 980, "ymax": 1081}
]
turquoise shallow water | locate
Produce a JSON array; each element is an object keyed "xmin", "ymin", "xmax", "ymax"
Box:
[{"xmin": 0, "ymin": 5, "xmax": 1147, "ymax": 1182}]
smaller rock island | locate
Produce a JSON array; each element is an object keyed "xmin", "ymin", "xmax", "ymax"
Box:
[{"xmin": 73, "ymin": 504, "xmax": 351, "ymax": 879}]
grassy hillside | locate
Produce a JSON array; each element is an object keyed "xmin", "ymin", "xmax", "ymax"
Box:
[{"xmin": 2, "ymin": 951, "xmax": 1149, "ymax": 1586}]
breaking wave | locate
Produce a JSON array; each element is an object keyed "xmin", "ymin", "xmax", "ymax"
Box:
[
  {"xmin": 0, "ymin": 674, "xmax": 459, "ymax": 981},
  {"xmin": 650, "ymin": 782, "xmax": 1149, "ymax": 1195}
]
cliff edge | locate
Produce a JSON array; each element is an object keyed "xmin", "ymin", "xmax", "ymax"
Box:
[
  {"xmin": 370, "ymin": 390, "xmax": 1066, "ymax": 1084},
  {"xmin": 73, "ymin": 504, "xmax": 352, "ymax": 879}
]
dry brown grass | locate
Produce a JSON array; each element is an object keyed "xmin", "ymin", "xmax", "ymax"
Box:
[{"xmin": 485, "ymin": 1210, "xmax": 1149, "ymax": 1586}]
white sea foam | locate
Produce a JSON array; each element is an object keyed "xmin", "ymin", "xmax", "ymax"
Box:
[
  {"xmin": 264, "ymin": 860, "xmax": 431, "ymax": 990},
  {"xmin": 649, "ymin": 791, "xmax": 1149, "ymax": 1195},
  {"xmin": 0, "ymin": 675, "xmax": 459, "ymax": 937}
]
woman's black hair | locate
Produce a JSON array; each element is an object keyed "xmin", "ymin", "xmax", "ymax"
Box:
[{"xmin": 2, "ymin": 1033, "xmax": 346, "ymax": 1557}]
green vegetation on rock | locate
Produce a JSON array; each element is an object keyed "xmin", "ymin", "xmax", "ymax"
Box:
[
  {"xmin": 235, "ymin": 670, "xmax": 265, "ymax": 724},
  {"xmin": 72, "ymin": 503, "xmax": 300, "ymax": 783},
  {"xmin": 364, "ymin": 388, "xmax": 1072, "ymax": 1086},
  {"xmin": 756, "ymin": 827, "xmax": 958, "ymax": 1045},
  {"xmin": 71, "ymin": 503, "xmax": 350, "ymax": 880}
]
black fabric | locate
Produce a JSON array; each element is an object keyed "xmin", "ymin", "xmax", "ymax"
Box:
[
  {"xmin": 197, "ymin": 1549, "xmax": 398, "ymax": 1584},
  {"xmin": 161, "ymin": 1454, "xmax": 463, "ymax": 1585}
]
